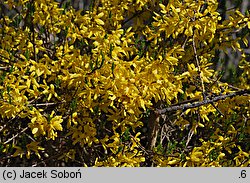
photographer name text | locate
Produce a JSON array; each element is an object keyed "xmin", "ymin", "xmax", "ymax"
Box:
[{"xmin": 2, "ymin": 169, "xmax": 82, "ymax": 180}]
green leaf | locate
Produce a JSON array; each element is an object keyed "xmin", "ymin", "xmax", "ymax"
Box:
[
  {"xmin": 122, "ymin": 128, "xmax": 130, "ymax": 141},
  {"xmin": 70, "ymin": 98, "xmax": 77, "ymax": 111},
  {"xmin": 109, "ymin": 44, "xmax": 113, "ymax": 57}
]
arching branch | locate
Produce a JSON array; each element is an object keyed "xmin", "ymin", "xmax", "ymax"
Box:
[{"xmin": 156, "ymin": 89, "xmax": 250, "ymax": 114}]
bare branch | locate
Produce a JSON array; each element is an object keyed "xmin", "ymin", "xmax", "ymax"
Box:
[
  {"xmin": 0, "ymin": 66, "xmax": 11, "ymax": 71},
  {"xmin": 3, "ymin": 127, "xmax": 29, "ymax": 145},
  {"xmin": 156, "ymin": 89, "xmax": 250, "ymax": 114},
  {"xmin": 27, "ymin": 101, "xmax": 66, "ymax": 107}
]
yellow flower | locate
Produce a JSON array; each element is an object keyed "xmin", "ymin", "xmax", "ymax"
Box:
[{"xmin": 26, "ymin": 141, "xmax": 45, "ymax": 159}]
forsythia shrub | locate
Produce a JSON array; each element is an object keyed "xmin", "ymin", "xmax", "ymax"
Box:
[{"xmin": 0, "ymin": 0, "xmax": 249, "ymax": 166}]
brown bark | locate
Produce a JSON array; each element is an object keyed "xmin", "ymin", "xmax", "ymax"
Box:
[{"xmin": 146, "ymin": 110, "xmax": 160, "ymax": 151}]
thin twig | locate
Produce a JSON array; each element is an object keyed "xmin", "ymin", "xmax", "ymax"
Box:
[
  {"xmin": 122, "ymin": 10, "xmax": 144, "ymax": 27},
  {"xmin": 181, "ymin": 36, "xmax": 189, "ymax": 49},
  {"xmin": 212, "ymin": 79, "xmax": 243, "ymax": 91},
  {"xmin": 192, "ymin": 33, "xmax": 206, "ymax": 100},
  {"xmin": 186, "ymin": 124, "xmax": 197, "ymax": 147},
  {"xmin": 4, "ymin": 127, "xmax": 29, "ymax": 145},
  {"xmin": 28, "ymin": 96, "xmax": 42, "ymax": 104},
  {"xmin": 160, "ymin": 123, "xmax": 175, "ymax": 144},
  {"xmin": 28, "ymin": 101, "xmax": 66, "ymax": 107},
  {"xmin": 211, "ymin": 102, "xmax": 224, "ymax": 116},
  {"xmin": 24, "ymin": 132, "xmax": 36, "ymax": 142},
  {"xmin": 0, "ymin": 66, "xmax": 11, "ymax": 71},
  {"xmin": 31, "ymin": 0, "xmax": 37, "ymax": 61},
  {"xmin": 0, "ymin": 110, "xmax": 24, "ymax": 133},
  {"xmin": 129, "ymin": 133, "xmax": 149, "ymax": 155}
]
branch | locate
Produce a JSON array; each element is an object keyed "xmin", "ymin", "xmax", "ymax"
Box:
[
  {"xmin": 0, "ymin": 66, "xmax": 11, "ymax": 71},
  {"xmin": 156, "ymin": 89, "xmax": 250, "ymax": 114},
  {"xmin": 31, "ymin": 0, "xmax": 37, "ymax": 61},
  {"xmin": 121, "ymin": 10, "xmax": 144, "ymax": 27},
  {"xmin": 3, "ymin": 127, "xmax": 29, "ymax": 145},
  {"xmin": 27, "ymin": 101, "xmax": 66, "ymax": 107},
  {"xmin": 192, "ymin": 31, "xmax": 206, "ymax": 100}
]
